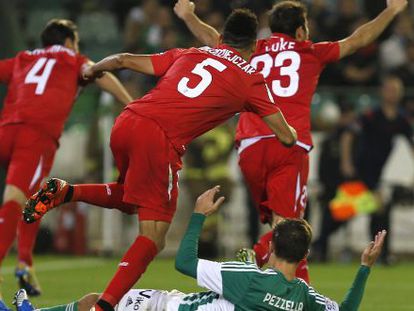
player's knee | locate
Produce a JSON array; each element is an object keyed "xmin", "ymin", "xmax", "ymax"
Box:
[
  {"xmin": 78, "ymin": 293, "xmax": 100, "ymax": 311},
  {"xmin": 142, "ymin": 233, "xmax": 166, "ymax": 251},
  {"xmin": 3, "ymin": 185, "xmax": 26, "ymax": 207},
  {"xmin": 139, "ymin": 220, "xmax": 170, "ymax": 251}
]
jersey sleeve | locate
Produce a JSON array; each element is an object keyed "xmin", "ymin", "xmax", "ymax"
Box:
[
  {"xmin": 0, "ymin": 57, "xmax": 15, "ymax": 83},
  {"xmin": 313, "ymin": 41, "xmax": 340, "ymax": 65},
  {"xmin": 245, "ymin": 75, "xmax": 280, "ymax": 117},
  {"xmin": 150, "ymin": 48, "xmax": 185, "ymax": 76},
  {"xmin": 197, "ymin": 259, "xmax": 223, "ymax": 294},
  {"xmin": 76, "ymin": 54, "xmax": 91, "ymax": 85},
  {"xmin": 220, "ymin": 261, "xmax": 257, "ymax": 304},
  {"xmin": 307, "ymin": 285, "xmax": 339, "ymax": 311}
]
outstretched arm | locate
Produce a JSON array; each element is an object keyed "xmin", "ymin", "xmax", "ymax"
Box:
[
  {"xmin": 175, "ymin": 186, "xmax": 225, "ymax": 278},
  {"xmin": 94, "ymin": 72, "xmax": 133, "ymax": 106},
  {"xmin": 174, "ymin": 0, "xmax": 220, "ymax": 47},
  {"xmin": 338, "ymin": 0, "xmax": 407, "ymax": 58},
  {"xmin": 83, "ymin": 54, "xmax": 155, "ymax": 80},
  {"xmin": 339, "ymin": 230, "xmax": 387, "ymax": 310}
]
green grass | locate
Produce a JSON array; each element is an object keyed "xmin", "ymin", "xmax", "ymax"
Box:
[{"xmin": 1, "ymin": 255, "xmax": 414, "ymax": 310}]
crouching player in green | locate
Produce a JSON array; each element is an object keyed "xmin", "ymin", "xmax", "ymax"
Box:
[{"xmin": 14, "ymin": 186, "xmax": 385, "ymax": 311}]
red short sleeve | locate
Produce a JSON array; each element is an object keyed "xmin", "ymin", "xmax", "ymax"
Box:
[
  {"xmin": 313, "ymin": 41, "xmax": 340, "ymax": 65},
  {"xmin": 245, "ymin": 74, "xmax": 280, "ymax": 117},
  {"xmin": 150, "ymin": 48, "xmax": 185, "ymax": 76},
  {"xmin": 0, "ymin": 57, "xmax": 15, "ymax": 83}
]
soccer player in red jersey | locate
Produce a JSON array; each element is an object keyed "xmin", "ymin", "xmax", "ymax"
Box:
[
  {"xmin": 174, "ymin": 0, "xmax": 408, "ymax": 282},
  {"xmin": 24, "ymin": 10, "xmax": 297, "ymax": 311},
  {"xmin": 0, "ymin": 19, "xmax": 132, "ymax": 300}
]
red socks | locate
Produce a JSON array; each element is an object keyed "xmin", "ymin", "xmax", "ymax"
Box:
[
  {"xmin": 0, "ymin": 201, "xmax": 21, "ymax": 263},
  {"xmin": 253, "ymin": 231, "xmax": 273, "ymax": 268},
  {"xmin": 72, "ymin": 183, "xmax": 136, "ymax": 214},
  {"xmin": 253, "ymin": 230, "xmax": 310, "ymax": 283},
  {"xmin": 17, "ymin": 220, "xmax": 41, "ymax": 266},
  {"xmin": 99, "ymin": 236, "xmax": 158, "ymax": 306}
]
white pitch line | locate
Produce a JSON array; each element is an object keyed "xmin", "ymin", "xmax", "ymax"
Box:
[{"xmin": 1, "ymin": 258, "xmax": 108, "ymax": 275}]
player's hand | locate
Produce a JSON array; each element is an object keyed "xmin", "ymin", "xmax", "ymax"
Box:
[
  {"xmin": 174, "ymin": 0, "xmax": 195, "ymax": 20},
  {"xmin": 386, "ymin": 0, "xmax": 407, "ymax": 14},
  {"xmin": 361, "ymin": 230, "xmax": 387, "ymax": 267},
  {"xmin": 82, "ymin": 65, "xmax": 104, "ymax": 81},
  {"xmin": 194, "ymin": 186, "xmax": 225, "ymax": 216}
]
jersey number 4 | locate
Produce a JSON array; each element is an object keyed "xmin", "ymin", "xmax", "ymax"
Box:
[
  {"xmin": 251, "ymin": 51, "xmax": 301, "ymax": 98},
  {"xmin": 177, "ymin": 58, "xmax": 227, "ymax": 98},
  {"xmin": 25, "ymin": 57, "xmax": 57, "ymax": 95}
]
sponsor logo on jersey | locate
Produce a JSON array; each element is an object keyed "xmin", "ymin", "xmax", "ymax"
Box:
[
  {"xmin": 119, "ymin": 262, "xmax": 129, "ymax": 267},
  {"xmin": 131, "ymin": 291, "xmax": 152, "ymax": 310},
  {"xmin": 325, "ymin": 298, "xmax": 339, "ymax": 311},
  {"xmin": 125, "ymin": 297, "xmax": 133, "ymax": 308}
]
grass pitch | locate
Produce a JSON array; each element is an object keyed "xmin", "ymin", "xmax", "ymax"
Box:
[{"xmin": 1, "ymin": 255, "xmax": 413, "ymax": 310}]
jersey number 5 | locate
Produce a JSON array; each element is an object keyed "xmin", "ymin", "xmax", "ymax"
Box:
[
  {"xmin": 178, "ymin": 58, "xmax": 227, "ymax": 98},
  {"xmin": 25, "ymin": 57, "xmax": 57, "ymax": 95},
  {"xmin": 251, "ymin": 51, "xmax": 301, "ymax": 98}
]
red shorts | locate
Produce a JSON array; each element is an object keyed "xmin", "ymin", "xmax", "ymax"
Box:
[
  {"xmin": 110, "ymin": 110, "xmax": 182, "ymax": 223},
  {"xmin": 239, "ymin": 137, "xmax": 308, "ymax": 223},
  {"xmin": 0, "ymin": 124, "xmax": 57, "ymax": 196}
]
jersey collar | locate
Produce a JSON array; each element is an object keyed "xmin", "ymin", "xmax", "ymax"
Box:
[{"xmin": 215, "ymin": 44, "xmax": 245, "ymax": 60}]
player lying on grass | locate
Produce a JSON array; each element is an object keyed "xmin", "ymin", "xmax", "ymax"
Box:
[
  {"xmin": 23, "ymin": 9, "xmax": 297, "ymax": 311},
  {"xmin": 174, "ymin": 0, "xmax": 408, "ymax": 282},
  {"xmin": 0, "ymin": 19, "xmax": 132, "ymax": 301},
  {"xmin": 14, "ymin": 187, "xmax": 386, "ymax": 311}
]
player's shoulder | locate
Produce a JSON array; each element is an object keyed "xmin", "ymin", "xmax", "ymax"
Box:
[
  {"xmin": 221, "ymin": 262, "xmax": 279, "ymax": 277},
  {"xmin": 221, "ymin": 261, "xmax": 262, "ymax": 272}
]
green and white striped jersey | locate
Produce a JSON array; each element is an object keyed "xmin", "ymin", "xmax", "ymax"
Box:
[{"xmin": 196, "ymin": 260, "xmax": 339, "ymax": 311}]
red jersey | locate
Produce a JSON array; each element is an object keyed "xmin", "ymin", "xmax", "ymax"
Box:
[
  {"xmin": 236, "ymin": 33, "xmax": 340, "ymax": 150},
  {"xmin": 0, "ymin": 45, "xmax": 88, "ymax": 141},
  {"xmin": 127, "ymin": 44, "xmax": 279, "ymax": 154}
]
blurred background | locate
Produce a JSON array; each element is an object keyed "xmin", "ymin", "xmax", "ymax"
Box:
[{"xmin": 0, "ymin": 0, "xmax": 413, "ymax": 266}]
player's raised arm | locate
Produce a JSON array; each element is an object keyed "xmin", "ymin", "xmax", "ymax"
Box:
[
  {"xmin": 174, "ymin": 0, "xmax": 220, "ymax": 47},
  {"xmin": 175, "ymin": 186, "xmax": 225, "ymax": 278},
  {"xmin": 83, "ymin": 54, "xmax": 155, "ymax": 80},
  {"xmin": 338, "ymin": 0, "xmax": 407, "ymax": 59}
]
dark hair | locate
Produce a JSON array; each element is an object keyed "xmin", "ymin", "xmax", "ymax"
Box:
[
  {"xmin": 41, "ymin": 19, "xmax": 77, "ymax": 47},
  {"xmin": 222, "ymin": 9, "xmax": 258, "ymax": 50},
  {"xmin": 272, "ymin": 218, "xmax": 312, "ymax": 263},
  {"xmin": 269, "ymin": 1, "xmax": 307, "ymax": 38}
]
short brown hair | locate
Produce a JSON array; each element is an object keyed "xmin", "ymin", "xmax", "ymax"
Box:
[
  {"xmin": 272, "ymin": 218, "xmax": 312, "ymax": 263},
  {"xmin": 222, "ymin": 9, "xmax": 258, "ymax": 50},
  {"xmin": 269, "ymin": 1, "xmax": 307, "ymax": 38},
  {"xmin": 41, "ymin": 19, "xmax": 77, "ymax": 47}
]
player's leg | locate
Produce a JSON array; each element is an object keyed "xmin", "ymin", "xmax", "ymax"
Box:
[
  {"xmin": 24, "ymin": 180, "xmax": 137, "ymax": 223},
  {"xmin": 95, "ymin": 112, "xmax": 181, "ymax": 311},
  {"xmin": 251, "ymin": 145, "xmax": 310, "ymax": 282},
  {"xmin": 13, "ymin": 289, "xmax": 100, "ymax": 311},
  {"xmin": 0, "ymin": 185, "xmax": 27, "ymax": 268},
  {"xmin": 98, "ymin": 220, "xmax": 169, "ymax": 308},
  {"xmin": 0, "ymin": 127, "xmax": 21, "ymax": 304}
]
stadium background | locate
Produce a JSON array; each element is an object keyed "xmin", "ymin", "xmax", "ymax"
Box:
[{"xmin": 0, "ymin": 0, "xmax": 414, "ymax": 309}]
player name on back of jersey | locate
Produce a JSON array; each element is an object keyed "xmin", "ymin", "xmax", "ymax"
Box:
[
  {"xmin": 200, "ymin": 46, "xmax": 256, "ymax": 74},
  {"xmin": 25, "ymin": 45, "xmax": 76, "ymax": 57},
  {"xmin": 263, "ymin": 293, "xmax": 303, "ymax": 311},
  {"xmin": 265, "ymin": 36, "xmax": 296, "ymax": 53}
]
